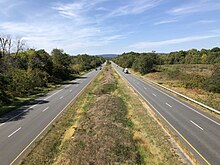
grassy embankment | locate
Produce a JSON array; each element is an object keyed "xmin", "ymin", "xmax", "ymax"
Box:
[
  {"xmin": 131, "ymin": 64, "xmax": 220, "ymax": 117},
  {"xmin": 0, "ymin": 71, "xmax": 91, "ymax": 117},
  {"xmin": 21, "ymin": 65, "xmax": 184, "ymax": 165}
]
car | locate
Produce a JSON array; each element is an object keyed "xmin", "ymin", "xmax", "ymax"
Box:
[{"xmin": 124, "ymin": 68, "xmax": 128, "ymax": 73}]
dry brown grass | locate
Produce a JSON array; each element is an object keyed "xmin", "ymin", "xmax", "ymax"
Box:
[
  {"xmin": 21, "ymin": 65, "xmax": 186, "ymax": 165},
  {"xmin": 54, "ymin": 66, "xmax": 141, "ymax": 165},
  {"xmin": 113, "ymin": 69, "xmax": 185, "ymax": 165},
  {"xmin": 129, "ymin": 65, "xmax": 220, "ymax": 119}
]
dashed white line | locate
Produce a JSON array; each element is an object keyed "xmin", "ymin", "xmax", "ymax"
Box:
[
  {"xmin": 136, "ymin": 78, "xmax": 220, "ymax": 126},
  {"xmin": 144, "ymin": 87, "xmax": 147, "ymax": 90},
  {"xmin": 44, "ymin": 89, "xmax": 62, "ymax": 100},
  {"xmin": 8, "ymin": 127, "xmax": 21, "ymax": 138},
  {"xmin": 152, "ymin": 93, "xmax": 157, "ymax": 97},
  {"xmin": 190, "ymin": 120, "xmax": 204, "ymax": 130},
  {"xmin": 42, "ymin": 107, "xmax": 49, "ymax": 112},
  {"xmin": 166, "ymin": 103, "xmax": 172, "ymax": 108},
  {"xmin": 60, "ymin": 96, "xmax": 64, "ymax": 99},
  {"xmin": 70, "ymin": 89, "xmax": 72, "ymax": 92},
  {"xmin": 64, "ymin": 85, "xmax": 71, "ymax": 89}
]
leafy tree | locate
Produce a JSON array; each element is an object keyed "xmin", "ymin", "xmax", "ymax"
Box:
[
  {"xmin": 132, "ymin": 54, "xmax": 154, "ymax": 75},
  {"xmin": 51, "ymin": 48, "xmax": 70, "ymax": 81}
]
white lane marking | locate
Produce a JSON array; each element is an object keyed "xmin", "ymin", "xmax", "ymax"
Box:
[
  {"xmin": 144, "ymin": 87, "xmax": 147, "ymax": 90},
  {"xmin": 60, "ymin": 96, "xmax": 64, "ymax": 99},
  {"xmin": 152, "ymin": 93, "xmax": 157, "ymax": 97},
  {"xmin": 0, "ymin": 123, "xmax": 5, "ymax": 126},
  {"xmin": 44, "ymin": 89, "xmax": 62, "ymax": 100},
  {"xmin": 190, "ymin": 120, "xmax": 204, "ymax": 131},
  {"xmin": 136, "ymin": 77, "xmax": 220, "ymax": 126},
  {"xmin": 70, "ymin": 89, "xmax": 72, "ymax": 92},
  {"xmin": 0, "ymin": 103, "xmax": 37, "ymax": 127},
  {"xmin": 8, "ymin": 127, "xmax": 21, "ymax": 138},
  {"xmin": 166, "ymin": 103, "xmax": 172, "ymax": 108},
  {"xmin": 9, "ymin": 70, "xmax": 100, "ymax": 165},
  {"xmin": 42, "ymin": 107, "xmax": 49, "ymax": 112},
  {"xmin": 64, "ymin": 85, "xmax": 71, "ymax": 89},
  {"xmin": 31, "ymin": 104, "xmax": 37, "ymax": 108}
]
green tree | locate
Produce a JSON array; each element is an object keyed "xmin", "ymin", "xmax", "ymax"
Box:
[{"xmin": 132, "ymin": 54, "xmax": 154, "ymax": 75}]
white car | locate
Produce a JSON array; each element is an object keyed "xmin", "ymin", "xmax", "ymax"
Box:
[{"xmin": 124, "ymin": 68, "xmax": 128, "ymax": 73}]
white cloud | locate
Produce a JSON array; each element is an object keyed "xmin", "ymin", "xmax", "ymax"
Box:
[
  {"xmin": 130, "ymin": 35, "xmax": 220, "ymax": 49},
  {"xmin": 0, "ymin": 0, "xmax": 24, "ymax": 16},
  {"xmin": 154, "ymin": 19, "xmax": 178, "ymax": 25},
  {"xmin": 107, "ymin": 0, "xmax": 163, "ymax": 17},
  {"xmin": 169, "ymin": 0, "xmax": 220, "ymax": 15},
  {"xmin": 52, "ymin": 0, "xmax": 108, "ymax": 21},
  {"xmin": 196, "ymin": 20, "xmax": 217, "ymax": 24}
]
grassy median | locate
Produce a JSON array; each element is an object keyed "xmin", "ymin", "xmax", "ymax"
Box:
[{"xmin": 20, "ymin": 65, "xmax": 184, "ymax": 165}]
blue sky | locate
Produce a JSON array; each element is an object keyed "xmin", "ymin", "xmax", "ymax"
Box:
[{"xmin": 0, "ymin": 0, "xmax": 220, "ymax": 55}]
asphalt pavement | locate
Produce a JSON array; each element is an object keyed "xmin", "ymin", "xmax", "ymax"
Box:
[
  {"xmin": 0, "ymin": 68, "xmax": 102, "ymax": 165},
  {"xmin": 112, "ymin": 62, "xmax": 220, "ymax": 165}
]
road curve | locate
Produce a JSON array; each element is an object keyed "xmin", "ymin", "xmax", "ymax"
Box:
[
  {"xmin": 112, "ymin": 62, "xmax": 220, "ymax": 165},
  {"xmin": 0, "ymin": 68, "xmax": 102, "ymax": 165}
]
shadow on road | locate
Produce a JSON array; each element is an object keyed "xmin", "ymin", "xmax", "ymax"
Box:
[
  {"xmin": 74, "ymin": 76, "xmax": 88, "ymax": 79},
  {"xmin": 61, "ymin": 82, "xmax": 80, "ymax": 85},
  {"xmin": 0, "ymin": 100, "xmax": 49, "ymax": 124}
]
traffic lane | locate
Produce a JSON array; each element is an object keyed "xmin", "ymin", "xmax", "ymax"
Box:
[
  {"xmin": 129, "ymin": 73, "xmax": 220, "ymax": 137},
  {"xmin": 0, "ymin": 69, "xmax": 97, "ymax": 129},
  {"xmin": 0, "ymin": 93, "xmax": 75, "ymax": 165},
  {"xmin": 10, "ymin": 70, "xmax": 100, "ymax": 165},
  {"xmin": 112, "ymin": 64, "xmax": 220, "ymax": 164},
  {"xmin": 0, "ymin": 69, "xmax": 100, "ymax": 165}
]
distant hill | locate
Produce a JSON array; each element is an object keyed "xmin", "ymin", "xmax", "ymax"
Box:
[{"xmin": 99, "ymin": 54, "xmax": 118, "ymax": 59}]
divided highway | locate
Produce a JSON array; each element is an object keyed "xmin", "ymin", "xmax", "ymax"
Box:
[
  {"xmin": 0, "ymin": 68, "xmax": 102, "ymax": 165},
  {"xmin": 112, "ymin": 63, "xmax": 220, "ymax": 165}
]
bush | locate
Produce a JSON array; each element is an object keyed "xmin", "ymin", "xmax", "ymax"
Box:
[{"xmin": 203, "ymin": 65, "xmax": 220, "ymax": 93}]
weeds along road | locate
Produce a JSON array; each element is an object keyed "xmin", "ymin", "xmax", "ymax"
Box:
[
  {"xmin": 112, "ymin": 62, "xmax": 220, "ymax": 165},
  {"xmin": 0, "ymin": 67, "xmax": 103, "ymax": 165}
]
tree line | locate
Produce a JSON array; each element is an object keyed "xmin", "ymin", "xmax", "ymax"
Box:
[
  {"xmin": 113, "ymin": 47, "xmax": 220, "ymax": 93},
  {"xmin": 0, "ymin": 34, "xmax": 104, "ymax": 107}
]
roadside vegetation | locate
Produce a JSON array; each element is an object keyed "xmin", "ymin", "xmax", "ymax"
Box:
[
  {"xmin": 21, "ymin": 64, "xmax": 183, "ymax": 165},
  {"xmin": 113, "ymin": 48, "xmax": 220, "ymax": 111},
  {"xmin": 0, "ymin": 34, "xmax": 105, "ymax": 116}
]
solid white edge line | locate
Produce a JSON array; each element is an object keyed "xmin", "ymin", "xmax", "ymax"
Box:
[
  {"xmin": 134, "ymin": 76, "xmax": 220, "ymax": 126},
  {"xmin": 2, "ymin": 88, "xmax": 62, "ymax": 126},
  {"xmin": 190, "ymin": 120, "xmax": 204, "ymax": 131},
  {"xmin": 8, "ymin": 127, "xmax": 21, "ymax": 138},
  {"xmin": 10, "ymin": 69, "xmax": 101, "ymax": 165},
  {"xmin": 44, "ymin": 89, "xmax": 62, "ymax": 100},
  {"xmin": 0, "ymin": 123, "xmax": 5, "ymax": 127},
  {"xmin": 0, "ymin": 104, "xmax": 36, "ymax": 126}
]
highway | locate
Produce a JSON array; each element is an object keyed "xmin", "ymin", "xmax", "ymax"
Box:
[
  {"xmin": 112, "ymin": 63, "xmax": 220, "ymax": 165},
  {"xmin": 0, "ymin": 68, "xmax": 101, "ymax": 165}
]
